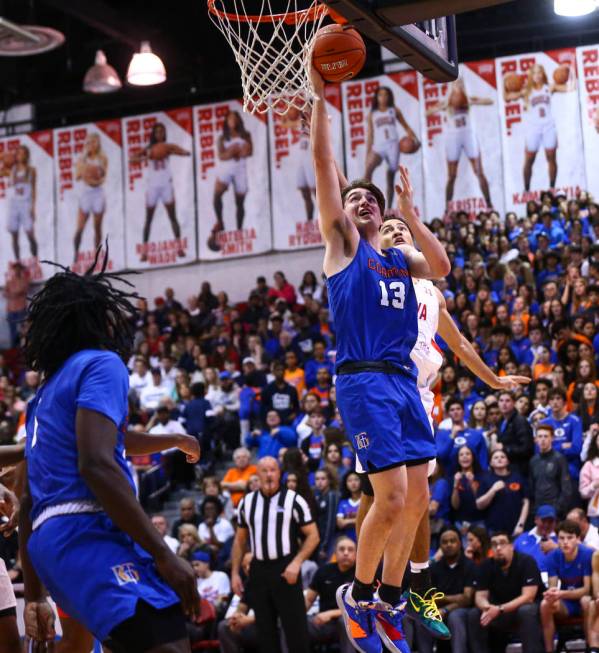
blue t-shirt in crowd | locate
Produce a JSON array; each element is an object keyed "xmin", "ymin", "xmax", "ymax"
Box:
[
  {"xmin": 514, "ymin": 530, "xmax": 558, "ymax": 572},
  {"xmin": 477, "ymin": 471, "xmax": 528, "ymax": 534},
  {"xmin": 511, "ymin": 337, "xmax": 531, "ymax": 364},
  {"xmin": 436, "ymin": 428, "xmax": 488, "ymax": 473},
  {"xmin": 336, "ymin": 497, "xmax": 360, "ymax": 541},
  {"xmin": 430, "ymin": 477, "xmax": 451, "ymax": 522},
  {"xmin": 546, "ymin": 544, "xmax": 593, "ymax": 589},
  {"xmin": 182, "ymin": 397, "xmax": 212, "ymax": 437},
  {"xmin": 452, "ymin": 473, "xmax": 485, "ymax": 524},
  {"xmin": 459, "ymin": 392, "xmax": 482, "ymax": 420},
  {"xmin": 245, "ymin": 426, "xmax": 297, "ymax": 459},
  {"xmin": 540, "ymin": 412, "xmax": 583, "ymax": 479}
]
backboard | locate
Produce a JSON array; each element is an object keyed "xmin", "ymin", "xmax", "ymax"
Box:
[{"xmin": 320, "ymin": 0, "xmax": 514, "ymax": 82}]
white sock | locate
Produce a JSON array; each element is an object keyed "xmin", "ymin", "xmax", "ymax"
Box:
[{"xmin": 410, "ymin": 561, "xmax": 429, "ymax": 573}]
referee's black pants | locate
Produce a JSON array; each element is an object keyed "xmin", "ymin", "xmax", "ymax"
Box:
[{"xmin": 249, "ymin": 555, "xmax": 309, "ymax": 653}]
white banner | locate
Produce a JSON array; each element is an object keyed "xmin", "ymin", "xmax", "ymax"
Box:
[
  {"xmin": 496, "ymin": 48, "xmax": 586, "ymax": 212},
  {"xmin": 0, "ymin": 131, "xmax": 55, "ymax": 282},
  {"xmin": 420, "ymin": 60, "xmax": 504, "ymax": 219},
  {"xmin": 269, "ymin": 85, "xmax": 344, "ymax": 250},
  {"xmin": 342, "ymin": 72, "xmax": 425, "ymax": 219},
  {"xmin": 576, "ymin": 44, "xmax": 599, "ymax": 200},
  {"xmin": 194, "ymin": 100, "xmax": 271, "ymax": 259},
  {"xmin": 54, "ymin": 120, "xmax": 125, "ymax": 274},
  {"xmin": 123, "ymin": 108, "xmax": 196, "ymax": 268}
]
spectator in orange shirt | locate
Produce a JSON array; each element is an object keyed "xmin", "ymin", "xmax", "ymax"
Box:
[
  {"xmin": 284, "ymin": 350, "xmax": 306, "ymax": 399},
  {"xmin": 533, "ymin": 346, "xmax": 555, "ymax": 381},
  {"xmin": 220, "ymin": 447, "xmax": 257, "ymax": 507}
]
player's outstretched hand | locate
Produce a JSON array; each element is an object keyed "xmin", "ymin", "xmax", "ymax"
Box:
[
  {"xmin": 308, "ymin": 63, "xmax": 325, "ymax": 99},
  {"xmin": 155, "ymin": 551, "xmax": 200, "ymax": 619},
  {"xmin": 491, "ymin": 375, "xmax": 531, "ymax": 391},
  {"xmin": 394, "ymin": 165, "xmax": 415, "ymax": 217},
  {"xmin": 177, "ymin": 434, "xmax": 201, "ymax": 464},
  {"xmin": 24, "ymin": 600, "xmax": 56, "ymax": 652}
]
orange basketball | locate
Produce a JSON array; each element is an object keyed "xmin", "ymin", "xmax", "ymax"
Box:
[
  {"xmin": 553, "ymin": 65, "xmax": 570, "ymax": 85},
  {"xmin": 2, "ymin": 151, "xmax": 15, "ymax": 169},
  {"xmin": 504, "ymin": 72, "xmax": 524, "ymax": 94},
  {"xmin": 399, "ymin": 136, "xmax": 420, "ymax": 154},
  {"xmin": 149, "ymin": 142, "xmax": 170, "ymax": 160},
  {"xmin": 312, "ymin": 24, "xmax": 366, "ymax": 83}
]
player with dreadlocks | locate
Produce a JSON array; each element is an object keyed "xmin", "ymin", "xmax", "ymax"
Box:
[{"xmin": 19, "ymin": 249, "xmax": 199, "ymax": 653}]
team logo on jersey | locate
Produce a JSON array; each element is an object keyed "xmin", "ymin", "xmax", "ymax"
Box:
[
  {"xmin": 111, "ymin": 562, "xmax": 140, "ymax": 586},
  {"xmin": 355, "ymin": 432, "xmax": 369, "ymax": 450}
]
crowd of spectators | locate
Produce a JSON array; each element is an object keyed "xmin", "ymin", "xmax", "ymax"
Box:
[{"xmin": 2, "ymin": 188, "xmax": 599, "ymax": 651}]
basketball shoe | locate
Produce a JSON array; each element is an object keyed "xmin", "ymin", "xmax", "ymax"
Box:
[
  {"xmin": 374, "ymin": 597, "xmax": 411, "ymax": 653},
  {"xmin": 336, "ymin": 583, "xmax": 382, "ymax": 653},
  {"xmin": 404, "ymin": 588, "xmax": 451, "ymax": 639}
]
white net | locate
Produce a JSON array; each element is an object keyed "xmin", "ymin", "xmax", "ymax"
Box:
[{"xmin": 208, "ymin": 0, "xmax": 329, "ymax": 115}]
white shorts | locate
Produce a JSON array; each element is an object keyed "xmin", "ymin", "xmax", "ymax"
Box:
[
  {"xmin": 445, "ymin": 128, "xmax": 480, "ymax": 162},
  {"xmin": 296, "ymin": 152, "xmax": 315, "ymax": 189},
  {"xmin": 525, "ymin": 120, "xmax": 558, "ymax": 153},
  {"xmin": 355, "ymin": 385, "xmax": 436, "ymax": 477},
  {"xmin": 79, "ymin": 185, "xmax": 106, "ymax": 215},
  {"xmin": 146, "ymin": 179, "xmax": 174, "ymax": 208},
  {"xmin": 7, "ymin": 199, "xmax": 33, "ymax": 233},
  {"xmin": 217, "ymin": 163, "xmax": 248, "ymax": 195},
  {"xmin": 0, "ymin": 558, "xmax": 16, "ymax": 612},
  {"xmin": 372, "ymin": 140, "xmax": 400, "ymax": 170}
]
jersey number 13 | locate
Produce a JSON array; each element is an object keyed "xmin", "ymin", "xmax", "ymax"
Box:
[{"xmin": 379, "ymin": 280, "xmax": 406, "ymax": 309}]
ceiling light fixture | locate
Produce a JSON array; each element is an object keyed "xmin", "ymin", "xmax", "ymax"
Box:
[
  {"xmin": 554, "ymin": 0, "xmax": 597, "ymax": 16},
  {"xmin": 127, "ymin": 41, "xmax": 166, "ymax": 86},
  {"xmin": 83, "ymin": 50, "xmax": 122, "ymax": 93}
]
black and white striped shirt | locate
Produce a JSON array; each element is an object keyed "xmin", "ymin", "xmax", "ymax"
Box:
[{"xmin": 237, "ymin": 488, "xmax": 313, "ymax": 561}]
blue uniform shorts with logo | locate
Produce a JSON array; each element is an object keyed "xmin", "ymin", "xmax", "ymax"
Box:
[
  {"xmin": 336, "ymin": 370, "xmax": 435, "ymax": 473},
  {"xmin": 28, "ymin": 512, "xmax": 180, "ymax": 642}
]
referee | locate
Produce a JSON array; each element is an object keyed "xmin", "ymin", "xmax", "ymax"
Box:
[{"xmin": 231, "ymin": 456, "xmax": 320, "ymax": 653}]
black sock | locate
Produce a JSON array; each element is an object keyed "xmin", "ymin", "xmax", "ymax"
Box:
[
  {"xmin": 379, "ymin": 583, "xmax": 403, "ymax": 607},
  {"xmin": 410, "ymin": 568, "xmax": 432, "ymax": 594},
  {"xmin": 352, "ymin": 578, "xmax": 375, "ymax": 602}
]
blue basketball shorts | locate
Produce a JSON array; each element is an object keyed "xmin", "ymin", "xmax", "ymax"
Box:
[
  {"xmin": 562, "ymin": 598, "xmax": 582, "ymax": 617},
  {"xmin": 336, "ymin": 370, "xmax": 435, "ymax": 473},
  {"xmin": 28, "ymin": 512, "xmax": 180, "ymax": 642}
]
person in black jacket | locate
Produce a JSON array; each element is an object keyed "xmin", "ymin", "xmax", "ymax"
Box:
[
  {"xmin": 495, "ymin": 391, "xmax": 534, "ymax": 476},
  {"xmin": 529, "ymin": 424, "xmax": 573, "ymax": 517},
  {"xmin": 261, "ymin": 361, "xmax": 300, "ymax": 425}
]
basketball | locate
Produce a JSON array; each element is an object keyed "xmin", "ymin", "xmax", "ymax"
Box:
[
  {"xmin": 2, "ymin": 151, "xmax": 15, "ymax": 169},
  {"xmin": 149, "ymin": 142, "xmax": 170, "ymax": 160},
  {"xmin": 504, "ymin": 72, "xmax": 524, "ymax": 93},
  {"xmin": 553, "ymin": 65, "xmax": 569, "ymax": 85},
  {"xmin": 312, "ymin": 24, "xmax": 366, "ymax": 83},
  {"xmin": 399, "ymin": 136, "xmax": 420, "ymax": 154}
]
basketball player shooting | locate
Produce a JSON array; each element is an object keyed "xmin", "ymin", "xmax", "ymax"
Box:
[
  {"xmin": 426, "ymin": 77, "xmax": 493, "ymax": 211},
  {"xmin": 18, "ymin": 250, "xmax": 199, "ymax": 653},
  {"xmin": 309, "ymin": 61, "xmax": 450, "ymax": 653}
]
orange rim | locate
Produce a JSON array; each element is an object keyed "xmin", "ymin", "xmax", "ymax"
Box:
[{"xmin": 207, "ymin": 0, "xmax": 347, "ymax": 24}]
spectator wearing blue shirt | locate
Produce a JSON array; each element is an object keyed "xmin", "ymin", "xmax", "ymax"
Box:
[
  {"xmin": 514, "ymin": 505, "xmax": 559, "ymax": 574},
  {"xmin": 476, "ymin": 450, "xmax": 530, "ymax": 538},
  {"xmin": 483, "ymin": 326, "xmax": 511, "ymax": 369},
  {"xmin": 541, "ymin": 388, "xmax": 583, "ymax": 480},
  {"xmin": 300, "ymin": 410, "xmax": 326, "ymax": 472},
  {"xmin": 183, "ymin": 382, "xmax": 212, "ymax": 467},
  {"xmin": 264, "ymin": 314, "xmax": 285, "ymax": 360},
  {"xmin": 456, "ymin": 372, "xmax": 482, "ymax": 420},
  {"xmin": 245, "ymin": 409, "xmax": 297, "ymax": 460},
  {"xmin": 450, "ymin": 446, "xmax": 486, "ymax": 535},
  {"xmin": 540, "ymin": 520, "xmax": 593, "ymax": 653},
  {"xmin": 437, "ymin": 399, "xmax": 488, "ymax": 474},
  {"xmin": 336, "ymin": 471, "xmax": 362, "ymax": 542},
  {"xmin": 303, "ymin": 341, "xmax": 334, "ymax": 389},
  {"xmin": 509, "ymin": 318, "xmax": 531, "ymax": 365}
]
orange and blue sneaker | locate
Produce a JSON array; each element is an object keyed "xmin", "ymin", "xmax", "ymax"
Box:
[
  {"xmin": 404, "ymin": 588, "xmax": 451, "ymax": 640},
  {"xmin": 375, "ymin": 599, "xmax": 411, "ymax": 653},
  {"xmin": 336, "ymin": 583, "xmax": 382, "ymax": 653}
]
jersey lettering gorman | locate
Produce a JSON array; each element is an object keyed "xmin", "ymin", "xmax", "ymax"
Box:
[{"xmin": 327, "ymin": 239, "xmax": 418, "ymax": 374}]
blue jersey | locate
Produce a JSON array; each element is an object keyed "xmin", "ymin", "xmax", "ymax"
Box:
[
  {"xmin": 25, "ymin": 349, "xmax": 131, "ymax": 523},
  {"xmin": 546, "ymin": 544, "xmax": 593, "ymax": 589},
  {"xmin": 540, "ymin": 412, "xmax": 583, "ymax": 478},
  {"xmin": 327, "ymin": 239, "xmax": 418, "ymax": 374}
]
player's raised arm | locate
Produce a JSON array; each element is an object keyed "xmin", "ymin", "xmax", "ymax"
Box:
[
  {"xmin": 434, "ymin": 287, "xmax": 530, "ymax": 390},
  {"xmin": 395, "ymin": 166, "xmax": 450, "ymax": 279},
  {"xmin": 309, "ymin": 66, "xmax": 357, "ymax": 257}
]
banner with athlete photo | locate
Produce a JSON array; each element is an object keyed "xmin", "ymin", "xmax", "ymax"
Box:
[
  {"xmin": 194, "ymin": 100, "xmax": 271, "ymax": 259},
  {"xmin": 576, "ymin": 44, "xmax": 599, "ymax": 200},
  {"xmin": 342, "ymin": 72, "xmax": 425, "ymax": 220},
  {"xmin": 269, "ymin": 86, "xmax": 344, "ymax": 250},
  {"xmin": 419, "ymin": 60, "xmax": 504, "ymax": 219},
  {"xmin": 54, "ymin": 120, "xmax": 125, "ymax": 274},
  {"xmin": 496, "ymin": 48, "xmax": 586, "ymax": 213},
  {"xmin": 123, "ymin": 108, "xmax": 195, "ymax": 268},
  {"xmin": 0, "ymin": 131, "xmax": 55, "ymax": 282}
]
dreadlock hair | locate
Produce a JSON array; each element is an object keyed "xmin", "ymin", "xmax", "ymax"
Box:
[
  {"xmin": 24, "ymin": 246, "xmax": 139, "ymax": 379},
  {"xmin": 340, "ymin": 179, "xmax": 385, "ymax": 216}
]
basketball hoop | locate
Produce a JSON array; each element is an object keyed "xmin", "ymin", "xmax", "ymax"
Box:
[{"xmin": 207, "ymin": 0, "xmax": 337, "ymax": 114}]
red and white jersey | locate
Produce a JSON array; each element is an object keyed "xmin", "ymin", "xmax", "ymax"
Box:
[
  {"xmin": 410, "ymin": 278, "xmax": 443, "ymax": 390},
  {"xmin": 527, "ymin": 84, "xmax": 552, "ymax": 124},
  {"xmin": 10, "ymin": 165, "xmax": 32, "ymax": 201},
  {"xmin": 447, "ymin": 107, "xmax": 471, "ymax": 132},
  {"xmin": 372, "ymin": 108, "xmax": 399, "ymax": 148}
]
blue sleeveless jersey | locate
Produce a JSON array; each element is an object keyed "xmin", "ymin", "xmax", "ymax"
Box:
[
  {"xmin": 25, "ymin": 349, "xmax": 133, "ymax": 523},
  {"xmin": 327, "ymin": 239, "xmax": 418, "ymax": 375}
]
